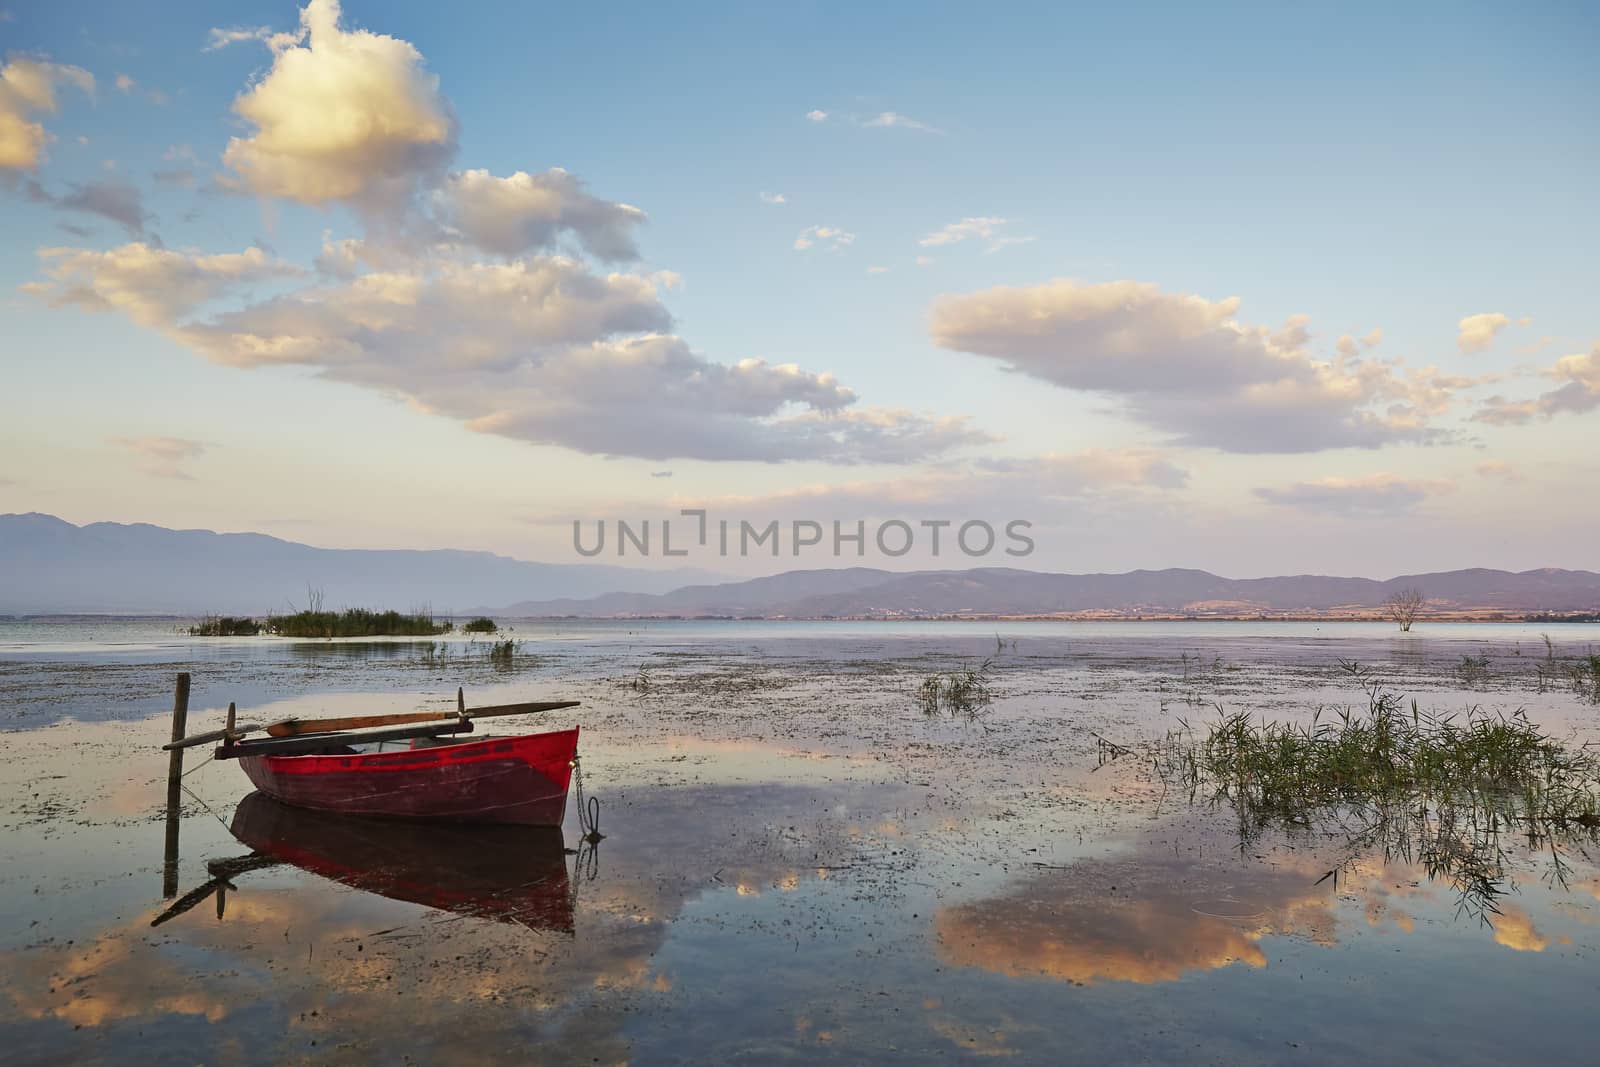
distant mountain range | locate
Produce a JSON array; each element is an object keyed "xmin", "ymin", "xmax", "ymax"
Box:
[
  {"xmin": 496, "ymin": 566, "xmax": 1600, "ymax": 619},
  {"xmin": 4, "ymin": 513, "xmax": 1596, "ymax": 619},
  {"xmin": 0, "ymin": 513, "xmax": 728, "ymax": 615}
]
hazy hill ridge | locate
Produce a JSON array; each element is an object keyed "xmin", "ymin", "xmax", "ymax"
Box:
[
  {"xmin": 496, "ymin": 565, "xmax": 1600, "ymax": 619},
  {"xmin": 4, "ymin": 514, "xmax": 1594, "ymax": 618},
  {"xmin": 0, "ymin": 513, "xmax": 726, "ymax": 614}
]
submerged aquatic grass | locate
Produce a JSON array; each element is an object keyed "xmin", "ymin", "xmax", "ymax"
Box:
[{"xmin": 917, "ymin": 659, "xmax": 995, "ymax": 717}]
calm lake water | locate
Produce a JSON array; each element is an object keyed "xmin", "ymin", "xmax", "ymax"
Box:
[
  {"xmin": 3, "ymin": 618, "xmax": 1600, "ymax": 1063},
  {"xmin": 6, "ymin": 613, "xmax": 1600, "ymax": 655}
]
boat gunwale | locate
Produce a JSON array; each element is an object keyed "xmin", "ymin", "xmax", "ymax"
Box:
[{"xmin": 245, "ymin": 726, "xmax": 580, "ymax": 776}]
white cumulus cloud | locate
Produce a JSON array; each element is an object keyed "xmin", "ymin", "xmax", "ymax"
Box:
[
  {"xmin": 920, "ymin": 217, "xmax": 1035, "ymax": 252},
  {"xmin": 220, "ymin": 0, "xmax": 457, "ymax": 211},
  {"xmin": 0, "ymin": 56, "xmax": 95, "ymax": 170},
  {"xmin": 1457, "ymin": 312, "xmax": 1511, "ymax": 354},
  {"xmin": 794, "ymin": 225, "xmax": 855, "ymax": 251},
  {"xmin": 920, "ymin": 217, "xmax": 1004, "ymax": 247},
  {"xmin": 1472, "ymin": 343, "xmax": 1600, "ymax": 425},
  {"xmin": 27, "ymin": 242, "xmax": 298, "ymax": 326},
  {"xmin": 434, "ymin": 168, "xmax": 645, "ymax": 261},
  {"xmin": 205, "ymin": 26, "xmax": 301, "ymax": 52},
  {"xmin": 1335, "ymin": 329, "xmax": 1383, "ymax": 358},
  {"xmin": 33, "ymin": 241, "xmax": 984, "ymax": 464},
  {"xmin": 26, "ymin": 0, "xmax": 987, "ymax": 468},
  {"xmin": 931, "ymin": 278, "xmax": 1472, "ymax": 453}
]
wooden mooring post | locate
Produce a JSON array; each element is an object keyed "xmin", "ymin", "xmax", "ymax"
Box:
[{"xmin": 161, "ymin": 672, "xmax": 191, "ymax": 898}]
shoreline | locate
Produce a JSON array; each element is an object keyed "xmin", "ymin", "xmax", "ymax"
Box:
[
  {"xmin": 5, "ymin": 610, "xmax": 1599, "ymax": 624},
  {"xmin": 501, "ymin": 611, "xmax": 1600, "ymax": 624}
]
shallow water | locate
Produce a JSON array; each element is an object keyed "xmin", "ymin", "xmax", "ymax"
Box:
[
  {"xmin": 5, "ymin": 617, "xmax": 1598, "ymax": 732},
  {"xmin": 6, "ymin": 613, "xmax": 1600, "ymax": 655},
  {"xmin": 3, "ymin": 621, "xmax": 1599, "ymax": 1063}
]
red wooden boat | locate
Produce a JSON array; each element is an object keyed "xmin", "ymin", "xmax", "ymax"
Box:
[
  {"xmin": 236, "ymin": 727, "xmax": 580, "ymax": 826},
  {"xmin": 228, "ymin": 791, "xmax": 574, "ymax": 931}
]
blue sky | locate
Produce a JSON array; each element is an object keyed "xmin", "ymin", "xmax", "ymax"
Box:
[{"xmin": 2, "ymin": 1, "xmax": 1596, "ymax": 576}]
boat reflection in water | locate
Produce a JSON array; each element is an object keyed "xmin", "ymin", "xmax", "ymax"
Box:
[{"xmin": 212, "ymin": 792, "xmax": 575, "ymax": 932}]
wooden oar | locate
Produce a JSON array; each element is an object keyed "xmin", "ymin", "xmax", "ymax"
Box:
[
  {"xmin": 162, "ymin": 702, "xmax": 294, "ymax": 751},
  {"xmin": 217, "ymin": 719, "xmax": 477, "ymax": 759},
  {"xmin": 163, "ymin": 724, "xmax": 263, "ymax": 751},
  {"xmin": 262, "ymin": 698, "xmax": 580, "ymax": 738}
]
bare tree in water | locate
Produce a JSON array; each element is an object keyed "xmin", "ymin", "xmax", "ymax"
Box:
[{"xmin": 1384, "ymin": 588, "xmax": 1424, "ymax": 631}]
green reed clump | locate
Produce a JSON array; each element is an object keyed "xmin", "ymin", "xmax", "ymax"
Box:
[
  {"xmin": 461, "ymin": 616, "xmax": 499, "ymax": 633},
  {"xmin": 1458, "ymin": 652, "xmax": 1491, "ymax": 685},
  {"xmin": 1160, "ymin": 660, "xmax": 1600, "ymax": 921},
  {"xmin": 917, "ymin": 658, "xmax": 996, "ymax": 717},
  {"xmin": 1176, "ymin": 681, "xmax": 1597, "ymax": 825},
  {"xmin": 266, "ymin": 608, "xmax": 452, "ymax": 638},
  {"xmin": 1158, "ymin": 659, "xmax": 1600, "ymax": 927},
  {"xmin": 1569, "ymin": 653, "xmax": 1600, "ymax": 704},
  {"xmin": 485, "ymin": 637, "xmax": 519, "ymax": 667},
  {"xmin": 188, "ymin": 615, "xmax": 262, "ymax": 636}
]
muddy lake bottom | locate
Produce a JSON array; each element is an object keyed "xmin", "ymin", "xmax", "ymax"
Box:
[{"xmin": 4, "ymin": 620, "xmax": 1600, "ymax": 1064}]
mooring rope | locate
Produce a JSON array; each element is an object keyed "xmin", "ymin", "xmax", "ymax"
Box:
[
  {"xmin": 566, "ymin": 757, "xmax": 603, "ymax": 920},
  {"xmin": 571, "ymin": 756, "xmax": 604, "ymax": 844},
  {"xmin": 179, "ymin": 782, "xmax": 233, "ymax": 833},
  {"xmin": 181, "ymin": 752, "xmax": 215, "ymax": 778}
]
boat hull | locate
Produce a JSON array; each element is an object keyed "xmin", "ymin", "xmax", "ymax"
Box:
[{"xmin": 237, "ymin": 727, "xmax": 579, "ymax": 825}]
